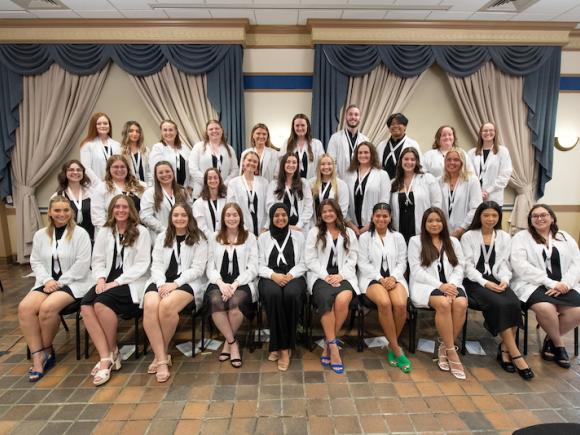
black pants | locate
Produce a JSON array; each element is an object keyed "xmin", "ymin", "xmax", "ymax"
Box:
[{"xmin": 259, "ymin": 277, "xmax": 306, "ymax": 352}]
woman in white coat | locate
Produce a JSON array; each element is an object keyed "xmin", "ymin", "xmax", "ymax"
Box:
[
  {"xmin": 344, "ymin": 142, "xmax": 391, "ymax": 237},
  {"xmin": 309, "ymin": 153, "xmax": 349, "ymax": 223},
  {"xmin": 240, "ymin": 123, "xmax": 279, "ymax": 182},
  {"xmin": 266, "ymin": 153, "xmax": 313, "ymax": 234},
  {"xmin": 193, "ymin": 168, "xmax": 227, "ymax": 239},
  {"xmin": 510, "ymin": 204, "xmax": 580, "ymax": 369},
  {"xmin": 305, "ymin": 199, "xmax": 359, "ymax": 374},
  {"xmin": 205, "ymin": 202, "xmax": 258, "ymax": 369},
  {"xmin": 439, "ymin": 147, "xmax": 482, "ymax": 239},
  {"xmin": 462, "ymin": 201, "xmax": 533, "ymax": 379},
  {"xmin": 80, "ymin": 112, "xmax": 121, "ymax": 182},
  {"xmin": 408, "ymin": 207, "xmax": 467, "ymax": 379},
  {"xmin": 91, "ymin": 155, "xmax": 145, "ymax": 234},
  {"xmin": 227, "ymin": 151, "xmax": 269, "ymax": 236},
  {"xmin": 149, "ymin": 120, "xmax": 192, "ymax": 190},
  {"xmin": 390, "ymin": 148, "xmax": 442, "ymax": 243},
  {"xmin": 121, "ymin": 120, "xmax": 150, "ymax": 186},
  {"xmin": 18, "ymin": 196, "xmax": 92, "ymax": 382},
  {"xmin": 140, "ymin": 161, "xmax": 190, "ymax": 240},
  {"xmin": 467, "ymin": 122, "xmax": 513, "ymax": 206},
  {"xmin": 423, "ymin": 125, "xmax": 458, "ymax": 179},
  {"xmin": 189, "ymin": 120, "xmax": 238, "ymax": 197},
  {"xmin": 257, "ymin": 203, "xmax": 307, "ymax": 371},
  {"xmin": 81, "ymin": 195, "xmax": 151, "ymax": 386},
  {"xmin": 357, "ymin": 203, "xmax": 411, "ymax": 373},
  {"xmin": 278, "ymin": 114, "xmax": 324, "ymax": 180},
  {"xmin": 143, "ymin": 203, "xmax": 208, "ymax": 382}
]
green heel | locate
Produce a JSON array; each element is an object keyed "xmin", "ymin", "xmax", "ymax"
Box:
[
  {"xmin": 396, "ymin": 352, "xmax": 412, "ymax": 373},
  {"xmin": 387, "ymin": 349, "xmax": 398, "ymax": 367}
]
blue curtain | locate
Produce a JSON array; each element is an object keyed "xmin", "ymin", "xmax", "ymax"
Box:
[
  {"xmin": 312, "ymin": 44, "xmax": 561, "ymax": 197},
  {"xmin": 0, "ymin": 44, "xmax": 245, "ymax": 197}
]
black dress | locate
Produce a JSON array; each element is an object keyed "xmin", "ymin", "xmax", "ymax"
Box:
[
  {"xmin": 283, "ymin": 189, "xmax": 300, "ymax": 227},
  {"xmin": 397, "ymin": 191, "xmax": 415, "ymax": 243},
  {"xmin": 353, "ymin": 172, "xmax": 369, "ymax": 228},
  {"xmin": 258, "ymin": 237, "xmax": 306, "ymax": 352},
  {"xmin": 463, "ymin": 245, "xmax": 522, "ymax": 336},
  {"xmin": 61, "ymin": 191, "xmax": 94, "ymax": 242}
]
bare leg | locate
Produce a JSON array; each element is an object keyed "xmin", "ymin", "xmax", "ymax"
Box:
[
  {"xmin": 366, "ymin": 284, "xmax": 400, "ymax": 354},
  {"xmin": 499, "ymin": 326, "xmax": 529, "ymax": 370},
  {"xmin": 38, "ymin": 291, "xmax": 75, "ymax": 353},
  {"xmin": 531, "ymin": 302, "xmax": 562, "ymax": 346},
  {"xmin": 451, "ymin": 297, "xmax": 467, "ymax": 339},
  {"xmin": 143, "ymin": 292, "xmax": 163, "ymax": 365},
  {"xmin": 18, "ymin": 292, "xmax": 48, "ymax": 372},
  {"xmin": 429, "ymin": 296, "xmax": 455, "ymax": 349},
  {"xmin": 158, "ymin": 290, "xmax": 194, "ymax": 350},
  {"xmin": 329, "ymin": 290, "xmax": 352, "ymax": 365},
  {"xmin": 557, "ymin": 305, "xmax": 580, "ymax": 337}
]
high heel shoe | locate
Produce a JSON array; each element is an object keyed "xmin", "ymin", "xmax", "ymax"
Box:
[
  {"xmin": 437, "ymin": 339, "xmax": 449, "ymax": 372},
  {"xmin": 155, "ymin": 360, "xmax": 171, "ymax": 383},
  {"xmin": 553, "ymin": 346, "xmax": 571, "ymax": 369},
  {"xmin": 541, "ymin": 336, "xmax": 555, "ymax": 361},
  {"xmin": 28, "ymin": 349, "xmax": 47, "ymax": 382},
  {"xmin": 496, "ymin": 343, "xmax": 515, "ymax": 373},
  {"xmin": 93, "ymin": 354, "xmax": 115, "ymax": 386},
  {"xmin": 446, "ymin": 346, "xmax": 466, "ymax": 380},
  {"xmin": 228, "ymin": 339, "xmax": 242, "ymax": 369},
  {"xmin": 327, "ymin": 338, "xmax": 344, "ymax": 374},
  {"xmin": 320, "ymin": 344, "xmax": 330, "ymax": 367},
  {"xmin": 511, "ymin": 355, "xmax": 534, "ymax": 380}
]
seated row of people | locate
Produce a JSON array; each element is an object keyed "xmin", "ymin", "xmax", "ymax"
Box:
[{"xmin": 21, "ymin": 194, "xmax": 579, "ymax": 386}]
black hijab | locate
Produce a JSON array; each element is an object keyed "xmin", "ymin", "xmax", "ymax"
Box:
[{"xmin": 269, "ymin": 202, "xmax": 290, "ymax": 243}]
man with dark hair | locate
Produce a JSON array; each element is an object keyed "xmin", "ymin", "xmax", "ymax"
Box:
[{"xmin": 327, "ymin": 105, "xmax": 369, "ymax": 178}]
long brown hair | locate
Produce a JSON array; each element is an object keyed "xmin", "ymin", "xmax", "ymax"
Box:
[
  {"xmin": 286, "ymin": 114, "xmax": 314, "ymax": 161},
  {"xmin": 216, "ymin": 202, "xmax": 249, "ymax": 245},
  {"xmin": 391, "ymin": 148, "xmax": 423, "ymax": 192},
  {"xmin": 160, "ymin": 119, "xmax": 182, "ymax": 149},
  {"xmin": 475, "ymin": 121, "xmax": 499, "ymax": 155},
  {"xmin": 432, "ymin": 125, "xmax": 458, "ymax": 150},
  {"xmin": 46, "ymin": 195, "xmax": 76, "ymax": 242},
  {"xmin": 527, "ymin": 203, "xmax": 564, "ymax": 244},
  {"xmin": 316, "ymin": 199, "xmax": 349, "ymax": 253},
  {"xmin": 81, "ymin": 112, "xmax": 112, "ymax": 146},
  {"xmin": 104, "ymin": 155, "xmax": 145, "ymax": 195},
  {"xmin": 250, "ymin": 123, "xmax": 279, "ymax": 151},
  {"xmin": 152, "ymin": 161, "xmax": 188, "ymax": 212},
  {"xmin": 419, "ymin": 207, "xmax": 458, "ymax": 267},
  {"xmin": 57, "ymin": 160, "xmax": 91, "ymax": 192},
  {"xmin": 347, "ymin": 142, "xmax": 380, "ymax": 173},
  {"xmin": 104, "ymin": 194, "xmax": 141, "ymax": 247},
  {"xmin": 274, "ymin": 153, "xmax": 304, "ymax": 199},
  {"xmin": 164, "ymin": 202, "xmax": 205, "ymax": 247},
  {"xmin": 121, "ymin": 120, "xmax": 147, "ymax": 154},
  {"xmin": 203, "ymin": 119, "xmax": 232, "ymax": 158},
  {"xmin": 200, "ymin": 167, "xmax": 227, "ymax": 201}
]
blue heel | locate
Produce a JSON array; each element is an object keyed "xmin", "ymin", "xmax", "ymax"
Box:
[
  {"xmin": 43, "ymin": 347, "xmax": 56, "ymax": 373},
  {"xmin": 327, "ymin": 338, "xmax": 344, "ymax": 374},
  {"xmin": 320, "ymin": 344, "xmax": 330, "ymax": 367}
]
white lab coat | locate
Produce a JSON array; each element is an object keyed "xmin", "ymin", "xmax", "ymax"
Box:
[
  {"xmin": 149, "ymin": 142, "xmax": 193, "ymax": 190},
  {"xmin": 139, "ymin": 187, "xmax": 191, "ymax": 240},
  {"xmin": 467, "ymin": 145, "xmax": 512, "ymax": 206},
  {"xmin": 376, "ymin": 135, "xmax": 423, "ymax": 174},
  {"xmin": 241, "ymin": 147, "xmax": 279, "ymax": 182},
  {"xmin": 277, "ymin": 139, "xmax": 325, "ymax": 180},
  {"xmin": 408, "ymin": 235, "xmax": 465, "ymax": 308},
  {"xmin": 461, "ymin": 229, "xmax": 512, "ymax": 287},
  {"xmin": 192, "ymin": 197, "xmax": 226, "ymax": 240},
  {"xmin": 189, "ymin": 141, "xmax": 239, "ymax": 197},
  {"xmin": 257, "ymin": 229, "xmax": 307, "ymax": 279},
  {"xmin": 91, "ymin": 181, "xmax": 146, "ymax": 235},
  {"xmin": 91, "ymin": 225, "xmax": 151, "ymax": 305},
  {"xmin": 304, "ymin": 227, "xmax": 359, "ymax": 295},
  {"xmin": 308, "ymin": 177, "xmax": 350, "ymax": 224},
  {"xmin": 390, "ymin": 172, "xmax": 442, "ymax": 236},
  {"xmin": 344, "ymin": 168, "xmax": 391, "ymax": 227},
  {"xmin": 510, "ymin": 230, "xmax": 580, "ymax": 303},
  {"xmin": 147, "ymin": 231, "xmax": 208, "ymax": 310},
  {"xmin": 327, "ymin": 129, "xmax": 369, "ymax": 178},
  {"xmin": 439, "ymin": 175, "xmax": 482, "ymax": 233},
  {"xmin": 226, "ymin": 175, "xmax": 269, "ymax": 234},
  {"xmin": 265, "ymin": 178, "xmax": 313, "ymax": 233},
  {"xmin": 29, "ymin": 226, "xmax": 93, "ymax": 299},
  {"xmin": 206, "ymin": 232, "xmax": 259, "ymax": 302},
  {"xmin": 80, "ymin": 137, "xmax": 121, "ymax": 182},
  {"xmin": 124, "ymin": 149, "xmax": 151, "ymax": 187},
  {"xmin": 357, "ymin": 230, "xmax": 408, "ymax": 294}
]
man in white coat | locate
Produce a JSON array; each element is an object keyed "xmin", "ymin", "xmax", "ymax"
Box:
[{"xmin": 327, "ymin": 105, "xmax": 369, "ymax": 178}]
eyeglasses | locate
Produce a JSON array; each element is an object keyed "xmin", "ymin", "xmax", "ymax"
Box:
[
  {"xmin": 531, "ymin": 213, "xmax": 550, "ymax": 220},
  {"xmin": 66, "ymin": 168, "xmax": 83, "ymax": 173}
]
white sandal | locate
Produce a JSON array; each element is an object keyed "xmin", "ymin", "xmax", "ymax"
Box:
[
  {"xmin": 93, "ymin": 355, "xmax": 115, "ymax": 386},
  {"xmin": 446, "ymin": 346, "xmax": 466, "ymax": 380},
  {"xmin": 437, "ymin": 339, "xmax": 449, "ymax": 371},
  {"xmin": 91, "ymin": 349, "xmax": 121, "ymax": 376}
]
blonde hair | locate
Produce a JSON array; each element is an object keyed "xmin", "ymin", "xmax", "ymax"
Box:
[
  {"xmin": 312, "ymin": 154, "xmax": 339, "ymax": 203},
  {"xmin": 46, "ymin": 195, "xmax": 76, "ymax": 242},
  {"xmin": 443, "ymin": 147, "xmax": 471, "ymax": 183}
]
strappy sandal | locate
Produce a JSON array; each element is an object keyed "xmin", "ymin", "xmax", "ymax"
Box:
[
  {"xmin": 446, "ymin": 346, "xmax": 466, "ymax": 380},
  {"xmin": 327, "ymin": 338, "xmax": 344, "ymax": 374},
  {"xmin": 155, "ymin": 360, "xmax": 171, "ymax": 383},
  {"xmin": 28, "ymin": 349, "xmax": 47, "ymax": 382},
  {"xmin": 437, "ymin": 339, "xmax": 449, "ymax": 371},
  {"xmin": 218, "ymin": 342, "xmax": 231, "ymax": 362},
  {"xmin": 396, "ymin": 352, "xmax": 412, "ymax": 374},
  {"xmin": 91, "ymin": 348, "xmax": 121, "ymax": 376},
  {"xmin": 43, "ymin": 346, "xmax": 56, "ymax": 372},
  {"xmin": 387, "ymin": 349, "xmax": 398, "ymax": 367},
  {"xmin": 268, "ymin": 351, "xmax": 279, "ymax": 362},
  {"xmin": 148, "ymin": 360, "xmax": 158, "ymax": 374},
  {"xmin": 93, "ymin": 355, "xmax": 115, "ymax": 386},
  {"xmin": 554, "ymin": 346, "xmax": 571, "ymax": 369},
  {"xmin": 320, "ymin": 343, "xmax": 330, "ymax": 367},
  {"xmin": 229, "ymin": 339, "xmax": 242, "ymax": 369},
  {"xmin": 277, "ymin": 350, "xmax": 291, "ymax": 372}
]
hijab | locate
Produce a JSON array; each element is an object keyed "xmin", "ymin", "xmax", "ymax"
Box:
[{"xmin": 269, "ymin": 202, "xmax": 290, "ymax": 243}]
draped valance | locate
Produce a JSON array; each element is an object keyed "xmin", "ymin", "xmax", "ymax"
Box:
[
  {"xmin": 312, "ymin": 44, "xmax": 561, "ymax": 197},
  {"xmin": 0, "ymin": 44, "xmax": 245, "ymax": 197}
]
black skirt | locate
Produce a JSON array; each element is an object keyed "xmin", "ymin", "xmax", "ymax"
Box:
[
  {"xmin": 311, "ymin": 278, "xmax": 354, "ymax": 314},
  {"xmin": 526, "ymin": 286, "xmax": 580, "ymax": 309},
  {"xmin": 145, "ymin": 282, "xmax": 195, "ymax": 297},
  {"xmin": 463, "ymin": 279, "xmax": 522, "ymax": 336},
  {"xmin": 32, "ymin": 285, "xmax": 76, "ymax": 300},
  {"xmin": 81, "ymin": 284, "xmax": 139, "ymax": 317},
  {"xmin": 204, "ymin": 283, "xmax": 255, "ymax": 320}
]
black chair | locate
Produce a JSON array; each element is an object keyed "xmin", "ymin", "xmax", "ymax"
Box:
[
  {"xmin": 0, "ymin": 279, "xmax": 4, "ymax": 292},
  {"xmin": 84, "ymin": 308, "xmax": 147, "ymax": 360},
  {"xmin": 27, "ymin": 300, "xmax": 83, "ymax": 361}
]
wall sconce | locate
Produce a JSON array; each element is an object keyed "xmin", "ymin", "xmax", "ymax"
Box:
[{"xmin": 554, "ymin": 136, "xmax": 579, "ymax": 151}]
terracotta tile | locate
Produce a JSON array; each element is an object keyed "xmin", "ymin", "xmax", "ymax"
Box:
[
  {"xmin": 228, "ymin": 417, "xmax": 257, "ymax": 434},
  {"xmin": 385, "ymin": 414, "xmax": 414, "ymax": 432},
  {"xmin": 122, "ymin": 420, "xmax": 150, "ymax": 435},
  {"xmin": 377, "ymin": 397, "xmax": 403, "ymax": 414},
  {"xmin": 104, "ymin": 403, "xmax": 135, "ymax": 421},
  {"xmin": 206, "ymin": 401, "xmax": 233, "ymax": 418},
  {"xmin": 92, "ymin": 387, "xmax": 123, "ymax": 403},
  {"xmin": 331, "ymin": 398, "xmax": 357, "ymax": 415},
  {"xmin": 302, "ymin": 359, "xmax": 324, "ymax": 371},
  {"xmin": 325, "ymin": 371, "xmax": 348, "ymax": 383},
  {"xmin": 181, "ymin": 401, "xmax": 209, "ymax": 419},
  {"xmin": 485, "ymin": 411, "xmax": 517, "ymax": 430},
  {"xmin": 438, "ymin": 381, "xmax": 466, "ymax": 396},
  {"xmin": 470, "ymin": 367, "xmax": 497, "ymax": 381},
  {"xmin": 155, "ymin": 402, "xmax": 185, "ymax": 420},
  {"xmin": 460, "ymin": 379, "xmax": 488, "ymax": 395},
  {"xmin": 411, "ymin": 413, "xmax": 442, "ymax": 432},
  {"xmin": 141, "ymin": 387, "xmax": 167, "ymax": 402},
  {"xmin": 425, "ymin": 396, "xmax": 454, "ymax": 412},
  {"xmin": 232, "ymin": 400, "xmax": 257, "ymax": 418},
  {"xmin": 327, "ymin": 383, "xmax": 350, "ymax": 398},
  {"xmin": 148, "ymin": 419, "xmax": 177, "ymax": 435},
  {"xmin": 35, "ymin": 376, "xmax": 63, "ymax": 388},
  {"xmin": 174, "ymin": 419, "xmax": 202, "ymax": 435},
  {"xmin": 304, "ymin": 383, "xmax": 328, "ymax": 399},
  {"xmin": 0, "ymin": 420, "xmax": 17, "ymax": 434},
  {"xmin": 354, "ymin": 398, "xmax": 379, "ymax": 415},
  {"xmin": 510, "ymin": 409, "xmax": 542, "ymax": 427},
  {"xmin": 393, "ymin": 382, "xmax": 420, "ymax": 397},
  {"xmin": 457, "ymin": 411, "xmax": 494, "ymax": 431},
  {"xmin": 257, "ymin": 400, "xmax": 281, "ymax": 417},
  {"xmin": 372, "ymin": 383, "xmax": 396, "ymax": 397},
  {"xmin": 366, "ymin": 369, "xmax": 391, "ymax": 383},
  {"xmin": 450, "ymin": 395, "xmax": 477, "ymax": 412},
  {"xmin": 435, "ymin": 412, "xmax": 470, "ymax": 431},
  {"xmin": 281, "ymin": 416, "xmax": 307, "ymax": 435},
  {"xmin": 188, "ymin": 385, "xmax": 213, "ymax": 400},
  {"xmin": 533, "ymin": 410, "xmax": 566, "ymax": 424},
  {"xmin": 416, "ymin": 382, "xmax": 443, "ymax": 397},
  {"xmin": 472, "ymin": 395, "xmax": 502, "ymax": 412},
  {"xmin": 93, "ymin": 421, "xmax": 124, "ymax": 435},
  {"xmin": 401, "ymin": 397, "xmax": 429, "ymax": 413},
  {"xmin": 495, "ymin": 394, "xmax": 526, "ymax": 410},
  {"xmin": 359, "ymin": 414, "xmax": 387, "ymax": 433},
  {"xmin": 308, "ymin": 416, "xmax": 334, "ymax": 434},
  {"xmin": 115, "ymin": 386, "xmax": 145, "ymax": 403},
  {"xmin": 306, "ymin": 398, "xmax": 331, "ymax": 416},
  {"xmin": 282, "ymin": 398, "xmax": 306, "ymax": 416},
  {"xmin": 255, "ymin": 416, "xmax": 282, "ymax": 433},
  {"xmin": 334, "ymin": 415, "xmax": 361, "ymax": 434},
  {"xmin": 410, "ymin": 368, "xmax": 432, "ymax": 382}
]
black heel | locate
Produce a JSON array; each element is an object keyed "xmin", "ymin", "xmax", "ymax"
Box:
[
  {"xmin": 554, "ymin": 346, "xmax": 571, "ymax": 369},
  {"xmin": 541, "ymin": 336, "xmax": 555, "ymax": 361},
  {"xmin": 496, "ymin": 343, "xmax": 515, "ymax": 373},
  {"xmin": 228, "ymin": 339, "xmax": 242, "ymax": 369},
  {"xmin": 511, "ymin": 355, "xmax": 534, "ymax": 380}
]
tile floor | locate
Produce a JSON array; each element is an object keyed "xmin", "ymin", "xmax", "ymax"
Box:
[{"xmin": 0, "ymin": 264, "xmax": 579, "ymax": 434}]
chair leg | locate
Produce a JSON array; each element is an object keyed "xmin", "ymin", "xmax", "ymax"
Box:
[
  {"xmin": 523, "ymin": 308, "xmax": 529, "ymax": 356},
  {"xmin": 357, "ymin": 305, "xmax": 364, "ymax": 353},
  {"xmin": 134, "ymin": 315, "xmax": 141, "ymax": 359},
  {"xmin": 75, "ymin": 311, "xmax": 81, "ymax": 361},
  {"xmin": 0, "ymin": 279, "xmax": 4, "ymax": 292},
  {"xmin": 27, "ymin": 346, "xmax": 31, "ymax": 360},
  {"xmin": 461, "ymin": 309, "xmax": 468, "ymax": 356},
  {"xmin": 575, "ymin": 326, "xmax": 578, "ymax": 356},
  {"xmin": 200, "ymin": 313, "xmax": 206, "ymax": 352},
  {"xmin": 191, "ymin": 314, "xmax": 196, "ymax": 358},
  {"xmin": 60, "ymin": 315, "xmax": 70, "ymax": 332},
  {"xmin": 84, "ymin": 328, "xmax": 90, "ymax": 359}
]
